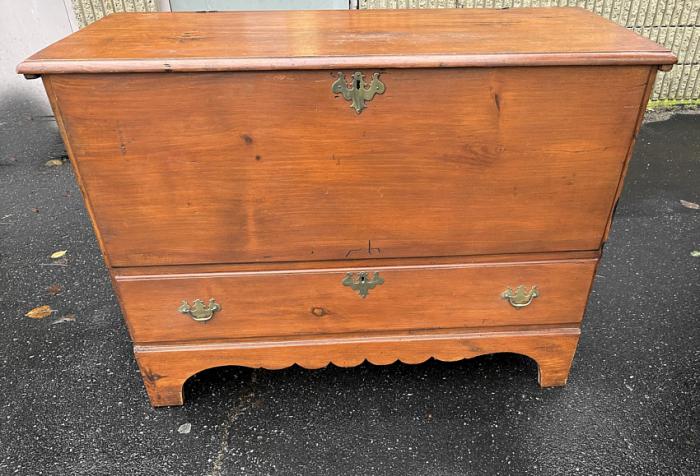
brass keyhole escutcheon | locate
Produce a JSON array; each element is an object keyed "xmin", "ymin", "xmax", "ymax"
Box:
[
  {"xmin": 331, "ymin": 71, "xmax": 385, "ymax": 114},
  {"xmin": 178, "ymin": 298, "xmax": 220, "ymax": 322},
  {"xmin": 502, "ymin": 286, "xmax": 539, "ymax": 309},
  {"xmin": 342, "ymin": 271, "xmax": 384, "ymax": 298}
]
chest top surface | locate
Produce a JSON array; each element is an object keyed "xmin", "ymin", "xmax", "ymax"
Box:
[{"xmin": 18, "ymin": 8, "xmax": 675, "ymax": 75}]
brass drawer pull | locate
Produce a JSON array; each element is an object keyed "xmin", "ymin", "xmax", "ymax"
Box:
[
  {"xmin": 178, "ymin": 298, "xmax": 220, "ymax": 322},
  {"xmin": 332, "ymin": 71, "xmax": 385, "ymax": 114},
  {"xmin": 342, "ymin": 271, "xmax": 384, "ymax": 298},
  {"xmin": 502, "ymin": 285, "xmax": 539, "ymax": 309}
]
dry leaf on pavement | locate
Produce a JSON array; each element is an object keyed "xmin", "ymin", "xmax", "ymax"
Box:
[
  {"xmin": 680, "ymin": 200, "xmax": 699, "ymax": 209},
  {"xmin": 25, "ymin": 305, "xmax": 54, "ymax": 319},
  {"xmin": 44, "ymin": 159, "xmax": 64, "ymax": 167},
  {"xmin": 50, "ymin": 250, "xmax": 67, "ymax": 259},
  {"xmin": 47, "ymin": 284, "xmax": 63, "ymax": 295}
]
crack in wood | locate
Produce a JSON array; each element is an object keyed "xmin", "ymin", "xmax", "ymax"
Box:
[{"xmin": 345, "ymin": 240, "xmax": 381, "ymax": 257}]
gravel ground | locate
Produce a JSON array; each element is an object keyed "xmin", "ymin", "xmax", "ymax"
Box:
[{"xmin": 1, "ymin": 97, "xmax": 698, "ymax": 475}]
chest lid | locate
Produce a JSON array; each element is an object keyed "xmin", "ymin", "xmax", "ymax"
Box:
[{"xmin": 18, "ymin": 8, "xmax": 675, "ymax": 75}]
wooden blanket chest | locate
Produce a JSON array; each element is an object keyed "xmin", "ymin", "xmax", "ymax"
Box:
[{"xmin": 19, "ymin": 8, "xmax": 676, "ymax": 406}]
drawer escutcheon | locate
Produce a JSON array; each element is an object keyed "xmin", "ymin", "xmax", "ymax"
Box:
[
  {"xmin": 178, "ymin": 298, "xmax": 221, "ymax": 322},
  {"xmin": 342, "ymin": 271, "xmax": 384, "ymax": 298},
  {"xmin": 502, "ymin": 285, "xmax": 539, "ymax": 309},
  {"xmin": 331, "ymin": 71, "xmax": 385, "ymax": 114}
]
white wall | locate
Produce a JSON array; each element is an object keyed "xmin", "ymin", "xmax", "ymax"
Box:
[{"xmin": 0, "ymin": 0, "xmax": 76, "ymax": 116}]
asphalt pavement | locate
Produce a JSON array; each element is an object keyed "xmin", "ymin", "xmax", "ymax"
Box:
[{"xmin": 1, "ymin": 95, "xmax": 698, "ymax": 475}]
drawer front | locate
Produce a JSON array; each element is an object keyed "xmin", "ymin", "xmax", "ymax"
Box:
[
  {"xmin": 114, "ymin": 259, "xmax": 597, "ymax": 343},
  {"xmin": 50, "ymin": 66, "xmax": 649, "ymax": 267}
]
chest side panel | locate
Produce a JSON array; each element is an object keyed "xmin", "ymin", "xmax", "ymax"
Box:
[{"xmin": 49, "ymin": 66, "xmax": 650, "ymax": 267}]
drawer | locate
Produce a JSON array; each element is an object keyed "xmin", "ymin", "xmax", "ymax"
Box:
[
  {"xmin": 114, "ymin": 258, "xmax": 597, "ymax": 343},
  {"xmin": 51, "ymin": 66, "xmax": 649, "ymax": 267}
]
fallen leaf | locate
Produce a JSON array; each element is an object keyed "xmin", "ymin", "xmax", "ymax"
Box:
[
  {"xmin": 25, "ymin": 305, "xmax": 54, "ymax": 319},
  {"xmin": 691, "ymin": 250, "xmax": 700, "ymax": 257},
  {"xmin": 51, "ymin": 314, "xmax": 76, "ymax": 325},
  {"xmin": 44, "ymin": 159, "xmax": 64, "ymax": 167},
  {"xmin": 177, "ymin": 423, "xmax": 191, "ymax": 434},
  {"xmin": 50, "ymin": 250, "xmax": 67, "ymax": 259},
  {"xmin": 47, "ymin": 284, "xmax": 63, "ymax": 295},
  {"xmin": 680, "ymin": 200, "xmax": 700, "ymax": 209}
]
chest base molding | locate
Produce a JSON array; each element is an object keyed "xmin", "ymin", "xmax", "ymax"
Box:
[{"xmin": 134, "ymin": 327, "xmax": 580, "ymax": 407}]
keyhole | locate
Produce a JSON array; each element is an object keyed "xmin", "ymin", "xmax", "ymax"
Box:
[
  {"xmin": 355, "ymin": 79, "xmax": 361, "ymax": 89},
  {"xmin": 360, "ymin": 276, "xmax": 365, "ymax": 282}
]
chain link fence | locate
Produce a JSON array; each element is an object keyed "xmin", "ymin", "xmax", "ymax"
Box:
[{"xmin": 70, "ymin": 1, "xmax": 158, "ymax": 25}]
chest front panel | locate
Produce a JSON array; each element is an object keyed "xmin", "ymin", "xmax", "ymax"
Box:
[{"xmin": 50, "ymin": 66, "xmax": 648, "ymax": 267}]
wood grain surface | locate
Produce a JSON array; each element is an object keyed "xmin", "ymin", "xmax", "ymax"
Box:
[
  {"xmin": 115, "ymin": 258, "xmax": 597, "ymax": 343},
  {"xmin": 134, "ymin": 327, "xmax": 581, "ymax": 406},
  {"xmin": 113, "ymin": 250, "xmax": 601, "ymax": 276},
  {"xmin": 24, "ymin": 9, "xmax": 667, "ymax": 406},
  {"xmin": 17, "ymin": 8, "xmax": 675, "ymax": 74},
  {"xmin": 47, "ymin": 66, "xmax": 650, "ymax": 267},
  {"xmin": 602, "ymin": 67, "xmax": 658, "ymax": 242}
]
